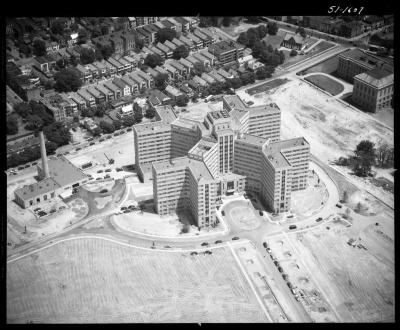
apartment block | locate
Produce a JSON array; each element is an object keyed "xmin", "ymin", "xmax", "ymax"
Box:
[{"xmin": 208, "ymin": 41, "xmax": 245, "ymax": 66}]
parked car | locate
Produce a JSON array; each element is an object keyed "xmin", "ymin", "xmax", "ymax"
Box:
[
  {"xmin": 49, "ymin": 209, "xmax": 56, "ymax": 214},
  {"xmin": 221, "ymin": 210, "xmax": 225, "ymax": 216},
  {"xmin": 127, "ymin": 128, "xmax": 133, "ymax": 132},
  {"xmin": 121, "ymin": 206, "xmax": 127, "ymax": 211},
  {"xmin": 289, "ymin": 225, "xmax": 297, "ymax": 230},
  {"xmin": 32, "ymin": 162, "xmax": 37, "ymax": 165},
  {"xmin": 96, "ymin": 177, "xmax": 102, "ymax": 180},
  {"xmin": 105, "ymin": 169, "xmax": 112, "ymax": 172},
  {"xmin": 128, "ymin": 205, "xmax": 135, "ymax": 209},
  {"xmin": 100, "ymin": 189, "xmax": 108, "ymax": 193},
  {"xmin": 287, "ymin": 214, "xmax": 294, "ymax": 218},
  {"xmin": 123, "ymin": 210, "xmax": 130, "ymax": 213},
  {"xmin": 259, "ymin": 211, "xmax": 263, "ymax": 216},
  {"xmin": 89, "ymin": 142, "xmax": 95, "ymax": 146},
  {"xmin": 17, "ymin": 166, "xmax": 24, "ymax": 170},
  {"xmin": 116, "ymin": 168, "xmax": 123, "ymax": 172},
  {"xmin": 263, "ymin": 242, "xmax": 268, "ymax": 248},
  {"xmin": 190, "ymin": 252, "xmax": 198, "ymax": 255},
  {"xmin": 24, "ymin": 164, "xmax": 30, "ymax": 168},
  {"xmin": 215, "ymin": 240, "xmax": 222, "ymax": 244},
  {"xmin": 76, "ymin": 147, "xmax": 81, "ymax": 151},
  {"xmin": 316, "ymin": 217, "xmax": 323, "ymax": 222},
  {"xmin": 164, "ymin": 245, "xmax": 171, "ymax": 248},
  {"xmin": 201, "ymin": 242, "xmax": 209, "ymax": 246},
  {"xmin": 205, "ymin": 250, "xmax": 212, "ymax": 255},
  {"xmin": 64, "ymin": 151, "xmax": 70, "ymax": 155},
  {"xmin": 104, "ymin": 174, "xmax": 110, "ymax": 179},
  {"xmin": 87, "ymin": 138, "xmax": 94, "ymax": 141},
  {"xmin": 34, "ymin": 207, "xmax": 41, "ymax": 212},
  {"xmin": 336, "ymin": 203, "xmax": 342, "ymax": 208},
  {"xmin": 232, "ymin": 237, "xmax": 240, "ymax": 241},
  {"xmin": 100, "ymin": 138, "xmax": 105, "ymax": 142},
  {"xmin": 106, "ymin": 136, "xmax": 112, "ymax": 139}
]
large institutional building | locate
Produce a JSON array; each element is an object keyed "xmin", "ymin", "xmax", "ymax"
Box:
[{"xmin": 134, "ymin": 95, "xmax": 310, "ymax": 228}]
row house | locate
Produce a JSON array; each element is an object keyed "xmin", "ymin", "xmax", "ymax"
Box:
[
  {"xmin": 141, "ymin": 25, "xmax": 158, "ymax": 43},
  {"xmin": 107, "ymin": 57, "xmax": 125, "ymax": 75},
  {"xmin": 193, "ymin": 75, "xmax": 209, "ymax": 88},
  {"xmin": 155, "ymin": 66, "xmax": 171, "ymax": 81},
  {"xmin": 115, "ymin": 56, "xmax": 133, "ymax": 73},
  {"xmin": 168, "ymin": 17, "xmax": 183, "ymax": 32},
  {"xmin": 145, "ymin": 67, "xmax": 160, "ymax": 79},
  {"xmin": 77, "ymin": 89, "xmax": 96, "ymax": 107},
  {"xmin": 121, "ymin": 75, "xmax": 140, "ymax": 94},
  {"xmin": 136, "ymin": 27, "xmax": 152, "ymax": 45},
  {"xmin": 180, "ymin": 84, "xmax": 194, "ymax": 97},
  {"xmin": 128, "ymin": 17, "xmax": 137, "ymax": 29},
  {"xmin": 57, "ymin": 48, "xmax": 71, "ymax": 61},
  {"xmin": 75, "ymin": 64, "xmax": 92, "ymax": 82},
  {"xmin": 184, "ymin": 17, "xmax": 199, "ymax": 29},
  {"xmin": 208, "ymin": 70, "xmax": 225, "ymax": 83},
  {"xmin": 165, "ymin": 85, "xmax": 186, "ymax": 102},
  {"xmin": 164, "ymin": 40, "xmax": 177, "ymax": 52},
  {"xmin": 200, "ymin": 50, "xmax": 217, "ymax": 66},
  {"xmin": 60, "ymin": 94, "xmax": 78, "ymax": 117},
  {"xmin": 193, "ymin": 29, "xmax": 212, "ymax": 47},
  {"xmin": 153, "ymin": 21, "xmax": 166, "ymax": 31},
  {"xmin": 148, "ymin": 89, "xmax": 172, "ymax": 106},
  {"xmin": 86, "ymin": 63, "xmax": 100, "ymax": 79},
  {"xmin": 92, "ymin": 61, "xmax": 108, "ymax": 77},
  {"xmin": 160, "ymin": 19, "xmax": 176, "ymax": 31},
  {"xmin": 104, "ymin": 60, "xmax": 117, "ymax": 76},
  {"xmin": 112, "ymin": 77, "xmax": 131, "ymax": 96},
  {"xmin": 187, "ymin": 78, "xmax": 204, "ymax": 93},
  {"xmin": 66, "ymin": 46, "xmax": 81, "ymax": 61},
  {"xmin": 186, "ymin": 55, "xmax": 200, "ymax": 66},
  {"xmin": 86, "ymin": 86, "xmax": 106, "ymax": 104},
  {"xmin": 66, "ymin": 33, "xmax": 79, "ymax": 47},
  {"xmin": 186, "ymin": 32, "xmax": 203, "ymax": 49},
  {"xmin": 156, "ymin": 42, "xmax": 173, "ymax": 58},
  {"xmin": 217, "ymin": 68, "xmax": 234, "ymax": 80},
  {"xmin": 179, "ymin": 35, "xmax": 196, "ymax": 51},
  {"xmin": 45, "ymin": 41, "xmax": 60, "ymax": 54},
  {"xmin": 179, "ymin": 57, "xmax": 194, "ymax": 74},
  {"xmin": 171, "ymin": 37, "xmax": 185, "ymax": 48},
  {"xmin": 164, "ymin": 63, "xmax": 179, "ymax": 80},
  {"xmin": 136, "ymin": 70, "xmax": 155, "ymax": 88},
  {"xmin": 192, "ymin": 52, "xmax": 211, "ymax": 67},
  {"xmin": 149, "ymin": 45, "xmax": 166, "ymax": 59},
  {"xmin": 135, "ymin": 17, "xmax": 159, "ymax": 27},
  {"xmin": 95, "ymin": 83, "xmax": 114, "ymax": 102},
  {"xmin": 174, "ymin": 17, "xmax": 190, "ymax": 32},
  {"xmin": 104, "ymin": 80, "xmax": 122, "ymax": 99},
  {"xmin": 199, "ymin": 28, "xmax": 217, "ymax": 44},
  {"xmin": 169, "ymin": 60, "xmax": 188, "ymax": 77},
  {"xmin": 142, "ymin": 46, "xmax": 154, "ymax": 56},
  {"xmin": 129, "ymin": 71, "xmax": 148, "ymax": 90},
  {"xmin": 123, "ymin": 55, "xmax": 139, "ymax": 68},
  {"xmin": 201, "ymin": 72, "xmax": 216, "ymax": 84},
  {"xmin": 67, "ymin": 92, "xmax": 87, "ymax": 111}
]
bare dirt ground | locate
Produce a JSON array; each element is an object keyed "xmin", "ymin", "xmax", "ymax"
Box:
[
  {"xmin": 7, "ymin": 238, "xmax": 269, "ymax": 323},
  {"xmin": 266, "ymin": 210, "xmax": 394, "ymax": 322}
]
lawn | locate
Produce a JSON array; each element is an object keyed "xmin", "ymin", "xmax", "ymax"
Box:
[
  {"xmin": 246, "ymin": 78, "xmax": 290, "ymax": 95},
  {"xmin": 7, "ymin": 237, "xmax": 268, "ymax": 323},
  {"xmin": 304, "ymin": 74, "xmax": 344, "ymax": 96}
]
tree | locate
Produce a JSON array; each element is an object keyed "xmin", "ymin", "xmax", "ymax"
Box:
[
  {"xmin": 7, "ymin": 117, "xmax": 19, "ymax": 135},
  {"xmin": 69, "ymin": 55, "xmax": 78, "ymax": 67},
  {"xmin": 113, "ymin": 119, "xmax": 122, "ymax": 130},
  {"xmin": 257, "ymin": 24, "xmax": 268, "ymax": 39},
  {"xmin": 352, "ymin": 140, "xmax": 375, "ymax": 177},
  {"xmin": 94, "ymin": 104, "xmax": 106, "ymax": 117},
  {"xmin": 192, "ymin": 62, "xmax": 206, "ymax": 76},
  {"xmin": 172, "ymin": 45, "xmax": 189, "ymax": 60},
  {"xmin": 51, "ymin": 19, "xmax": 66, "ymax": 35},
  {"xmin": 296, "ymin": 26, "xmax": 307, "ymax": 38},
  {"xmin": 14, "ymin": 102, "xmax": 31, "ymax": 118},
  {"xmin": 144, "ymin": 53, "xmax": 164, "ymax": 68},
  {"xmin": 256, "ymin": 66, "xmax": 273, "ymax": 80},
  {"xmin": 94, "ymin": 48, "xmax": 103, "ymax": 61},
  {"xmin": 290, "ymin": 49, "xmax": 298, "ymax": 56},
  {"xmin": 376, "ymin": 142, "xmax": 392, "ymax": 168},
  {"xmin": 154, "ymin": 73, "xmax": 169, "ymax": 89},
  {"xmin": 139, "ymin": 202, "xmax": 146, "ymax": 214},
  {"xmin": 80, "ymin": 48, "xmax": 96, "ymax": 65},
  {"xmin": 91, "ymin": 127, "xmax": 102, "ymax": 137},
  {"xmin": 56, "ymin": 58, "xmax": 66, "ymax": 69},
  {"xmin": 99, "ymin": 120, "xmax": 115, "ymax": 134},
  {"xmin": 32, "ymin": 39, "xmax": 46, "ymax": 56},
  {"xmin": 237, "ymin": 32, "xmax": 249, "ymax": 47},
  {"xmin": 98, "ymin": 44, "xmax": 113, "ymax": 60},
  {"xmin": 77, "ymin": 29, "xmax": 88, "ymax": 44},
  {"xmin": 176, "ymin": 96, "xmax": 189, "ymax": 107},
  {"xmin": 81, "ymin": 107, "xmax": 94, "ymax": 117},
  {"xmin": 222, "ymin": 17, "xmax": 232, "ymax": 27},
  {"xmin": 134, "ymin": 109, "xmax": 143, "ymax": 123},
  {"xmin": 199, "ymin": 17, "xmax": 213, "ymax": 27},
  {"xmin": 145, "ymin": 107, "xmax": 156, "ymax": 119},
  {"xmin": 123, "ymin": 117, "xmax": 136, "ymax": 127},
  {"xmin": 43, "ymin": 122, "xmax": 72, "ymax": 147},
  {"xmin": 54, "ymin": 68, "xmax": 82, "ymax": 92},
  {"xmin": 267, "ymin": 22, "xmax": 278, "ymax": 35},
  {"xmin": 230, "ymin": 77, "xmax": 243, "ymax": 89},
  {"xmin": 156, "ymin": 28, "xmax": 177, "ymax": 43}
]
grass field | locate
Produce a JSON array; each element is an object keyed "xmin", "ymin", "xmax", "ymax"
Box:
[
  {"xmin": 304, "ymin": 74, "xmax": 344, "ymax": 96},
  {"xmin": 7, "ymin": 237, "xmax": 269, "ymax": 323}
]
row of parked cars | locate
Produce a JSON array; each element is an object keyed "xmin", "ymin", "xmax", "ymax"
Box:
[{"xmin": 262, "ymin": 242, "xmax": 299, "ymax": 301}]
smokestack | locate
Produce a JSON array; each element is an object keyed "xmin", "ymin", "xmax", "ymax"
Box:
[{"xmin": 39, "ymin": 131, "xmax": 50, "ymax": 178}]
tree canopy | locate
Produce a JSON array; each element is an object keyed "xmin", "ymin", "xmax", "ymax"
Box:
[
  {"xmin": 156, "ymin": 28, "xmax": 177, "ymax": 43},
  {"xmin": 54, "ymin": 68, "xmax": 82, "ymax": 92},
  {"xmin": 144, "ymin": 53, "xmax": 164, "ymax": 68},
  {"xmin": 172, "ymin": 45, "xmax": 189, "ymax": 60},
  {"xmin": 32, "ymin": 38, "xmax": 47, "ymax": 56},
  {"xmin": 80, "ymin": 48, "xmax": 96, "ymax": 64}
]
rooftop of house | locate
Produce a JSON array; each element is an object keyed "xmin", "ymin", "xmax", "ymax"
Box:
[
  {"xmin": 339, "ymin": 48, "xmax": 393, "ymax": 71},
  {"xmin": 200, "ymin": 50, "xmax": 217, "ymax": 60},
  {"xmin": 153, "ymin": 156, "xmax": 215, "ymax": 182},
  {"xmin": 192, "ymin": 52, "xmax": 209, "ymax": 62},
  {"xmin": 165, "ymin": 85, "xmax": 183, "ymax": 96},
  {"xmin": 169, "ymin": 60, "xmax": 185, "ymax": 70},
  {"xmin": 171, "ymin": 37, "xmax": 185, "ymax": 46},
  {"xmin": 14, "ymin": 177, "xmax": 61, "ymax": 201},
  {"xmin": 179, "ymin": 57, "xmax": 194, "ymax": 67},
  {"xmin": 355, "ymin": 68, "xmax": 394, "ymax": 88},
  {"xmin": 186, "ymin": 32, "xmax": 202, "ymax": 43},
  {"xmin": 37, "ymin": 155, "xmax": 88, "ymax": 187}
]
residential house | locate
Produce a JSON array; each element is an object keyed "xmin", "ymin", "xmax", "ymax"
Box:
[
  {"xmin": 92, "ymin": 60, "xmax": 108, "ymax": 77},
  {"xmin": 187, "ymin": 79, "xmax": 204, "ymax": 93},
  {"xmin": 86, "ymin": 63, "xmax": 100, "ymax": 79},
  {"xmin": 281, "ymin": 32, "xmax": 309, "ymax": 51},
  {"xmin": 116, "ymin": 103, "xmax": 134, "ymax": 120},
  {"xmin": 160, "ymin": 19, "xmax": 176, "ymax": 31},
  {"xmin": 179, "ymin": 35, "xmax": 196, "ymax": 51},
  {"xmin": 193, "ymin": 29, "xmax": 212, "ymax": 47},
  {"xmin": 60, "ymin": 94, "xmax": 79, "ymax": 117},
  {"xmin": 112, "ymin": 77, "xmax": 132, "ymax": 96},
  {"xmin": 192, "ymin": 52, "xmax": 211, "ymax": 67},
  {"xmin": 103, "ymin": 60, "xmax": 117, "ymax": 77},
  {"xmin": 201, "ymin": 72, "xmax": 216, "ymax": 84},
  {"xmin": 135, "ymin": 27, "xmax": 152, "ymax": 45},
  {"xmin": 193, "ymin": 75, "xmax": 209, "ymax": 87},
  {"xmin": 104, "ymin": 80, "xmax": 122, "ymax": 99},
  {"xmin": 129, "ymin": 71, "xmax": 148, "ymax": 90},
  {"xmin": 107, "ymin": 57, "xmax": 125, "ymax": 75},
  {"xmin": 165, "ymin": 85, "xmax": 186, "ymax": 102},
  {"xmin": 121, "ymin": 75, "xmax": 140, "ymax": 94},
  {"xmin": 198, "ymin": 28, "xmax": 216, "ymax": 44},
  {"xmin": 180, "ymin": 84, "xmax": 194, "ymax": 97},
  {"xmin": 77, "ymin": 89, "xmax": 96, "ymax": 108},
  {"xmin": 148, "ymin": 45, "xmax": 166, "ymax": 59},
  {"xmin": 164, "ymin": 63, "xmax": 179, "ymax": 80},
  {"xmin": 174, "ymin": 17, "xmax": 190, "ymax": 32},
  {"xmin": 136, "ymin": 70, "xmax": 155, "ymax": 88},
  {"xmin": 156, "ymin": 42, "xmax": 173, "ymax": 58},
  {"xmin": 123, "ymin": 55, "xmax": 139, "ymax": 68},
  {"xmin": 169, "ymin": 60, "xmax": 188, "ymax": 77},
  {"xmin": 208, "ymin": 41, "xmax": 245, "ymax": 66},
  {"xmin": 67, "ymin": 92, "xmax": 87, "ymax": 110},
  {"xmin": 164, "ymin": 39, "xmax": 177, "ymax": 52},
  {"xmin": 167, "ymin": 17, "xmax": 182, "ymax": 32},
  {"xmin": 208, "ymin": 70, "xmax": 225, "ymax": 83},
  {"xmin": 33, "ymin": 56, "xmax": 50, "ymax": 72},
  {"xmin": 149, "ymin": 89, "xmax": 172, "ymax": 105},
  {"xmin": 115, "ymin": 56, "xmax": 133, "ymax": 72},
  {"xmin": 186, "ymin": 32, "xmax": 203, "ymax": 49},
  {"xmin": 141, "ymin": 25, "xmax": 158, "ymax": 43},
  {"xmin": 75, "ymin": 64, "xmax": 92, "ymax": 82},
  {"xmin": 86, "ymin": 86, "xmax": 105, "ymax": 104},
  {"xmin": 133, "ymin": 97, "xmax": 149, "ymax": 116},
  {"xmin": 45, "ymin": 41, "xmax": 60, "ymax": 54},
  {"xmin": 171, "ymin": 37, "xmax": 185, "ymax": 48},
  {"xmin": 95, "ymin": 83, "xmax": 114, "ymax": 102},
  {"xmin": 179, "ymin": 57, "xmax": 194, "ymax": 74},
  {"xmin": 200, "ymin": 50, "xmax": 217, "ymax": 66}
]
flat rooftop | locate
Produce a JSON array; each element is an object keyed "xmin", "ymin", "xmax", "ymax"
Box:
[
  {"xmin": 38, "ymin": 155, "xmax": 88, "ymax": 187},
  {"xmin": 153, "ymin": 156, "xmax": 214, "ymax": 181},
  {"xmin": 133, "ymin": 105, "xmax": 176, "ymax": 134},
  {"xmin": 263, "ymin": 137, "xmax": 309, "ymax": 169},
  {"xmin": 236, "ymin": 133, "xmax": 267, "ymax": 147},
  {"xmin": 14, "ymin": 177, "xmax": 61, "ymax": 201},
  {"xmin": 340, "ymin": 48, "xmax": 393, "ymax": 71},
  {"xmin": 189, "ymin": 138, "xmax": 217, "ymax": 158}
]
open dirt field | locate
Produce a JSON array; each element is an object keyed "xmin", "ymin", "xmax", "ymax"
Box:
[
  {"xmin": 7, "ymin": 237, "xmax": 268, "ymax": 323},
  {"xmin": 238, "ymin": 79, "xmax": 393, "ymax": 164},
  {"xmin": 267, "ymin": 213, "xmax": 394, "ymax": 322}
]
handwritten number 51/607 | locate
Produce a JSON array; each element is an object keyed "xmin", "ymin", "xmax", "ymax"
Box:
[{"xmin": 328, "ymin": 6, "xmax": 364, "ymax": 15}]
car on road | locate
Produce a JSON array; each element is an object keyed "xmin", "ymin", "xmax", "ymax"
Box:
[
  {"xmin": 64, "ymin": 151, "xmax": 70, "ymax": 155},
  {"xmin": 76, "ymin": 147, "xmax": 81, "ymax": 151},
  {"xmin": 205, "ymin": 250, "xmax": 212, "ymax": 255},
  {"xmin": 215, "ymin": 240, "xmax": 222, "ymax": 244},
  {"xmin": 97, "ymin": 170, "xmax": 103, "ymax": 173},
  {"xmin": 221, "ymin": 210, "xmax": 225, "ymax": 216},
  {"xmin": 336, "ymin": 203, "xmax": 342, "ymax": 208},
  {"xmin": 121, "ymin": 206, "xmax": 127, "ymax": 211},
  {"xmin": 316, "ymin": 217, "xmax": 323, "ymax": 222},
  {"xmin": 201, "ymin": 242, "xmax": 209, "ymax": 246},
  {"xmin": 287, "ymin": 214, "xmax": 294, "ymax": 218},
  {"xmin": 232, "ymin": 237, "xmax": 240, "ymax": 241},
  {"xmin": 105, "ymin": 169, "xmax": 112, "ymax": 172},
  {"xmin": 128, "ymin": 205, "xmax": 135, "ymax": 210},
  {"xmin": 96, "ymin": 177, "xmax": 102, "ymax": 180},
  {"xmin": 123, "ymin": 210, "xmax": 130, "ymax": 213},
  {"xmin": 24, "ymin": 164, "xmax": 30, "ymax": 168},
  {"xmin": 17, "ymin": 166, "xmax": 24, "ymax": 170},
  {"xmin": 190, "ymin": 252, "xmax": 198, "ymax": 255},
  {"xmin": 34, "ymin": 207, "xmax": 41, "ymax": 212},
  {"xmin": 164, "ymin": 246, "xmax": 171, "ymax": 248},
  {"xmin": 116, "ymin": 168, "xmax": 123, "ymax": 172},
  {"xmin": 99, "ymin": 138, "xmax": 105, "ymax": 142},
  {"xmin": 89, "ymin": 142, "xmax": 95, "ymax": 146},
  {"xmin": 120, "ymin": 130, "xmax": 125, "ymax": 134},
  {"xmin": 127, "ymin": 128, "xmax": 133, "ymax": 132},
  {"xmin": 263, "ymin": 242, "xmax": 268, "ymax": 248},
  {"xmin": 32, "ymin": 162, "xmax": 37, "ymax": 165},
  {"xmin": 289, "ymin": 225, "xmax": 297, "ymax": 230},
  {"xmin": 259, "ymin": 211, "xmax": 263, "ymax": 216},
  {"xmin": 38, "ymin": 211, "xmax": 47, "ymax": 217},
  {"xmin": 49, "ymin": 209, "xmax": 56, "ymax": 214},
  {"xmin": 104, "ymin": 174, "xmax": 111, "ymax": 179},
  {"xmin": 106, "ymin": 136, "xmax": 112, "ymax": 139},
  {"xmin": 87, "ymin": 138, "xmax": 94, "ymax": 141}
]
